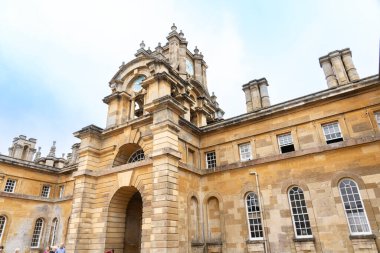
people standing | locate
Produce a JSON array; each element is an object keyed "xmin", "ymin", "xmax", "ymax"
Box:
[
  {"xmin": 0, "ymin": 245, "xmax": 4, "ymax": 253},
  {"xmin": 56, "ymin": 243, "xmax": 65, "ymax": 253}
]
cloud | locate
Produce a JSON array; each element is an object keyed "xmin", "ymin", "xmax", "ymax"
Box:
[{"xmin": 0, "ymin": 0, "xmax": 379, "ymax": 155}]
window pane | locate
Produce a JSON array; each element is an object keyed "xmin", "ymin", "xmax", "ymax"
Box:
[
  {"xmin": 128, "ymin": 149, "xmax": 145, "ymax": 163},
  {"xmin": 0, "ymin": 216, "xmax": 6, "ymax": 241},
  {"xmin": 31, "ymin": 219, "xmax": 43, "ymax": 247},
  {"xmin": 245, "ymin": 192, "xmax": 263, "ymax": 239},
  {"xmin": 4, "ymin": 179, "xmax": 16, "ymax": 193},
  {"xmin": 339, "ymin": 179, "xmax": 371, "ymax": 235},
  {"xmin": 206, "ymin": 151, "xmax": 216, "ymax": 169},
  {"xmin": 239, "ymin": 143, "xmax": 252, "ymax": 161},
  {"xmin": 322, "ymin": 122, "xmax": 343, "ymax": 142},
  {"xmin": 288, "ymin": 186, "xmax": 313, "ymax": 237}
]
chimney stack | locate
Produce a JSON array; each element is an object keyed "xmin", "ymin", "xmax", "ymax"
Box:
[
  {"xmin": 242, "ymin": 78, "xmax": 271, "ymax": 113},
  {"xmin": 319, "ymin": 48, "xmax": 359, "ymax": 88}
]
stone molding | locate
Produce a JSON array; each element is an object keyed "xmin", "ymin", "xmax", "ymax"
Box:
[{"xmin": 0, "ymin": 191, "xmax": 73, "ymax": 203}]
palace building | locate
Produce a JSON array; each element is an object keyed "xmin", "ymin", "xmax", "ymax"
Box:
[{"xmin": 0, "ymin": 24, "xmax": 380, "ymax": 253}]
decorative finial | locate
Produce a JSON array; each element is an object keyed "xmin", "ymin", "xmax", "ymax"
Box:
[
  {"xmin": 158, "ymin": 42, "xmax": 161, "ymax": 47},
  {"xmin": 179, "ymin": 30, "xmax": 184, "ymax": 38},
  {"xmin": 47, "ymin": 141, "xmax": 56, "ymax": 158},
  {"xmin": 171, "ymin": 23, "xmax": 177, "ymax": 31},
  {"xmin": 194, "ymin": 46, "xmax": 199, "ymax": 54},
  {"xmin": 140, "ymin": 40, "xmax": 145, "ymax": 49}
]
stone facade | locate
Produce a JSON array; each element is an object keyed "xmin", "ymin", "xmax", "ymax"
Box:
[{"xmin": 0, "ymin": 25, "xmax": 379, "ymax": 253}]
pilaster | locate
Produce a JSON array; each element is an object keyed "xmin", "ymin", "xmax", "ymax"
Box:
[{"xmin": 146, "ymin": 95, "xmax": 185, "ymax": 253}]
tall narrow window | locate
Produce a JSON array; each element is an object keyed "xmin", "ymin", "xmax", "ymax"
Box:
[
  {"xmin": 239, "ymin": 143, "xmax": 252, "ymax": 161},
  {"xmin": 245, "ymin": 192, "xmax": 263, "ymax": 239},
  {"xmin": 322, "ymin": 122, "xmax": 343, "ymax": 144},
  {"xmin": 277, "ymin": 133, "xmax": 295, "ymax": 153},
  {"xmin": 59, "ymin": 186, "xmax": 65, "ymax": 199},
  {"xmin": 31, "ymin": 218, "xmax": 44, "ymax": 248},
  {"xmin": 339, "ymin": 179, "xmax": 371, "ymax": 235},
  {"xmin": 288, "ymin": 186, "xmax": 312, "ymax": 238},
  {"xmin": 206, "ymin": 151, "xmax": 216, "ymax": 169},
  {"xmin": 50, "ymin": 218, "xmax": 58, "ymax": 246},
  {"xmin": 41, "ymin": 185, "xmax": 51, "ymax": 198},
  {"xmin": 0, "ymin": 216, "xmax": 6, "ymax": 243},
  {"xmin": 375, "ymin": 112, "xmax": 380, "ymax": 129},
  {"xmin": 4, "ymin": 179, "xmax": 16, "ymax": 193}
]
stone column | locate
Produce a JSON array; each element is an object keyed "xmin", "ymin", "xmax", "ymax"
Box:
[
  {"xmin": 65, "ymin": 174, "xmax": 97, "ymax": 253},
  {"xmin": 243, "ymin": 87, "xmax": 253, "ymax": 113},
  {"xmin": 329, "ymin": 52, "xmax": 349, "ymax": 85},
  {"xmin": 146, "ymin": 96, "xmax": 185, "ymax": 253},
  {"xmin": 250, "ymin": 84, "xmax": 262, "ymax": 110},
  {"xmin": 341, "ymin": 49, "xmax": 359, "ymax": 82},
  {"xmin": 258, "ymin": 80, "xmax": 270, "ymax": 108},
  {"xmin": 320, "ymin": 58, "xmax": 338, "ymax": 88}
]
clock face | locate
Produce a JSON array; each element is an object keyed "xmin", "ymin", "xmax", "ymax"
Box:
[
  {"xmin": 132, "ymin": 76, "xmax": 145, "ymax": 92},
  {"xmin": 186, "ymin": 58, "xmax": 194, "ymax": 76}
]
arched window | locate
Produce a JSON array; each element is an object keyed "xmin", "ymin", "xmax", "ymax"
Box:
[
  {"xmin": 245, "ymin": 192, "xmax": 263, "ymax": 239},
  {"xmin": 0, "ymin": 215, "xmax": 6, "ymax": 243},
  {"xmin": 288, "ymin": 186, "xmax": 312, "ymax": 238},
  {"xmin": 31, "ymin": 218, "xmax": 44, "ymax": 248},
  {"xmin": 128, "ymin": 149, "xmax": 145, "ymax": 163},
  {"xmin": 339, "ymin": 179, "xmax": 371, "ymax": 235},
  {"xmin": 50, "ymin": 218, "xmax": 58, "ymax": 246}
]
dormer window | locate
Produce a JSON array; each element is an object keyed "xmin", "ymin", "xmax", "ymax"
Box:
[{"xmin": 132, "ymin": 76, "xmax": 146, "ymax": 92}]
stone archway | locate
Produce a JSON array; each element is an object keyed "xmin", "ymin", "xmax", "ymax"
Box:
[{"xmin": 105, "ymin": 187, "xmax": 143, "ymax": 253}]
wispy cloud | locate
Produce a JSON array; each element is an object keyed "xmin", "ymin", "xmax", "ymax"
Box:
[{"xmin": 0, "ymin": 0, "xmax": 379, "ymax": 155}]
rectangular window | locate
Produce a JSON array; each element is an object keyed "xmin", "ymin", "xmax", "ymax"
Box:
[
  {"xmin": 375, "ymin": 112, "xmax": 380, "ymax": 129},
  {"xmin": 59, "ymin": 186, "xmax": 65, "ymax": 199},
  {"xmin": 239, "ymin": 143, "xmax": 252, "ymax": 161},
  {"xmin": 4, "ymin": 179, "xmax": 16, "ymax": 193},
  {"xmin": 277, "ymin": 133, "xmax": 295, "ymax": 153},
  {"xmin": 41, "ymin": 185, "xmax": 51, "ymax": 198},
  {"xmin": 322, "ymin": 122, "xmax": 343, "ymax": 144},
  {"xmin": 206, "ymin": 151, "xmax": 216, "ymax": 169}
]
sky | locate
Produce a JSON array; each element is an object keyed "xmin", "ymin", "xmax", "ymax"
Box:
[{"xmin": 0, "ymin": 0, "xmax": 379, "ymax": 157}]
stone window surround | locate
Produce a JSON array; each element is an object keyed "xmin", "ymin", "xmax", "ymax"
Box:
[
  {"xmin": 277, "ymin": 132, "xmax": 296, "ymax": 154},
  {"xmin": 238, "ymin": 142, "xmax": 253, "ymax": 162},
  {"xmin": 3, "ymin": 178, "xmax": 17, "ymax": 193},
  {"xmin": 58, "ymin": 185, "xmax": 65, "ymax": 199},
  {"xmin": 338, "ymin": 178, "xmax": 372, "ymax": 236},
  {"xmin": 205, "ymin": 151, "xmax": 216, "ymax": 169},
  {"xmin": 0, "ymin": 215, "xmax": 6, "ymax": 243},
  {"xmin": 322, "ymin": 121, "xmax": 343, "ymax": 143},
  {"xmin": 41, "ymin": 184, "xmax": 51, "ymax": 198},
  {"xmin": 316, "ymin": 116, "xmax": 348, "ymax": 145},
  {"xmin": 245, "ymin": 192, "xmax": 264, "ymax": 240},
  {"xmin": 288, "ymin": 186, "xmax": 313, "ymax": 239},
  {"xmin": 31, "ymin": 218, "xmax": 44, "ymax": 248}
]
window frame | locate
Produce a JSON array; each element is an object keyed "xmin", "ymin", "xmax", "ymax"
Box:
[
  {"xmin": 205, "ymin": 151, "xmax": 216, "ymax": 169},
  {"xmin": 41, "ymin": 185, "xmax": 51, "ymax": 198},
  {"xmin": 0, "ymin": 215, "xmax": 6, "ymax": 243},
  {"xmin": 59, "ymin": 185, "xmax": 65, "ymax": 199},
  {"xmin": 287, "ymin": 186, "xmax": 313, "ymax": 239},
  {"xmin": 338, "ymin": 179, "xmax": 372, "ymax": 236},
  {"xmin": 374, "ymin": 111, "xmax": 380, "ymax": 129},
  {"xmin": 277, "ymin": 133, "xmax": 295, "ymax": 154},
  {"xmin": 4, "ymin": 178, "xmax": 17, "ymax": 193},
  {"xmin": 128, "ymin": 149, "xmax": 145, "ymax": 163},
  {"xmin": 239, "ymin": 142, "xmax": 252, "ymax": 162},
  {"xmin": 31, "ymin": 218, "xmax": 44, "ymax": 248},
  {"xmin": 50, "ymin": 218, "xmax": 58, "ymax": 247},
  {"xmin": 322, "ymin": 121, "xmax": 343, "ymax": 144},
  {"xmin": 245, "ymin": 192, "xmax": 264, "ymax": 240}
]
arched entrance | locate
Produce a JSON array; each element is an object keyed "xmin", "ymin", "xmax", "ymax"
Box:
[{"xmin": 105, "ymin": 187, "xmax": 143, "ymax": 253}]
